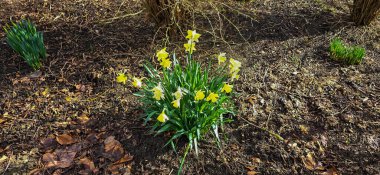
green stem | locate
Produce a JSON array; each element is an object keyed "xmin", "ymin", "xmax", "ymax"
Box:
[{"xmin": 178, "ymin": 143, "xmax": 191, "ymax": 175}]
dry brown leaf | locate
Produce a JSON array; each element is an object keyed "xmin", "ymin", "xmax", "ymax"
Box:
[
  {"xmin": 113, "ymin": 154, "xmax": 134, "ymax": 165},
  {"xmin": 299, "ymin": 125, "xmax": 309, "ymax": 134},
  {"xmin": 85, "ymin": 133, "xmax": 98, "ymax": 145},
  {"xmin": 78, "ymin": 113, "xmax": 90, "ymax": 124},
  {"xmin": 251, "ymin": 157, "xmax": 261, "ymax": 164},
  {"xmin": 28, "ymin": 168, "xmax": 42, "ymax": 175},
  {"xmin": 0, "ymin": 145, "xmax": 9, "ymax": 154},
  {"xmin": 42, "ymin": 150, "xmax": 76, "ymax": 168},
  {"xmin": 56, "ymin": 134, "xmax": 76, "ymax": 145},
  {"xmin": 52, "ymin": 169, "xmax": 63, "ymax": 175},
  {"xmin": 247, "ymin": 170, "xmax": 258, "ymax": 175},
  {"xmin": 20, "ymin": 76, "xmax": 31, "ymax": 83},
  {"xmin": 75, "ymin": 84, "xmax": 86, "ymax": 92},
  {"xmin": 320, "ymin": 167, "xmax": 339, "ymax": 175},
  {"xmin": 43, "ymin": 145, "xmax": 79, "ymax": 169},
  {"xmin": 40, "ymin": 137, "xmax": 58, "ymax": 149},
  {"xmin": 0, "ymin": 118, "xmax": 5, "ymax": 124},
  {"xmin": 247, "ymin": 96, "xmax": 257, "ymax": 105},
  {"xmin": 104, "ymin": 136, "xmax": 124, "ymax": 161},
  {"xmin": 108, "ymin": 164, "xmax": 120, "ymax": 175},
  {"xmin": 79, "ymin": 157, "xmax": 98, "ymax": 174},
  {"xmin": 107, "ymin": 163, "xmax": 131, "ymax": 175},
  {"xmin": 231, "ymin": 144, "xmax": 239, "ymax": 151},
  {"xmin": 246, "ymin": 156, "xmax": 261, "ymax": 171},
  {"xmin": 302, "ymin": 152, "xmax": 324, "ymax": 171},
  {"xmin": 42, "ymin": 152, "xmax": 56, "ymax": 163},
  {"xmin": 246, "ymin": 165, "xmax": 256, "ymax": 171}
]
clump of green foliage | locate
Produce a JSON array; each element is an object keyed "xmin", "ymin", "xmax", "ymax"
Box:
[
  {"xmin": 131, "ymin": 30, "xmax": 240, "ymax": 174},
  {"xmin": 3, "ymin": 20, "xmax": 46, "ymax": 70},
  {"xmin": 329, "ymin": 38, "xmax": 365, "ymax": 65}
]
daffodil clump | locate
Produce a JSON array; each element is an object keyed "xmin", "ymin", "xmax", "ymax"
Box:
[{"xmin": 130, "ymin": 30, "xmax": 241, "ymax": 173}]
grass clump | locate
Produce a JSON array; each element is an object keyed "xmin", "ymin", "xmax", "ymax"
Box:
[
  {"xmin": 329, "ymin": 38, "xmax": 365, "ymax": 65},
  {"xmin": 129, "ymin": 30, "xmax": 240, "ymax": 174},
  {"xmin": 3, "ymin": 20, "xmax": 46, "ymax": 70}
]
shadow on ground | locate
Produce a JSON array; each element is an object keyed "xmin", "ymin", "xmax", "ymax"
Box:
[{"xmin": 220, "ymin": 8, "xmax": 351, "ymax": 42}]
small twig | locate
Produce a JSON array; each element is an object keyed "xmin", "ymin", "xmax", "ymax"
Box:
[
  {"xmin": 95, "ymin": 10, "xmax": 144, "ymax": 24},
  {"xmin": 240, "ymin": 116, "xmax": 285, "ymax": 141},
  {"xmin": 2, "ymin": 155, "xmax": 11, "ymax": 175},
  {"xmin": 332, "ymin": 104, "xmax": 351, "ymax": 116}
]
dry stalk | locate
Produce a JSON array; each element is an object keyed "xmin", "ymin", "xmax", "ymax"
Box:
[{"xmin": 144, "ymin": 0, "xmax": 254, "ymax": 53}]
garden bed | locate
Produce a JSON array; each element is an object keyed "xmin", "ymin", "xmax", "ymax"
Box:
[{"xmin": 0, "ymin": 0, "xmax": 379, "ymax": 174}]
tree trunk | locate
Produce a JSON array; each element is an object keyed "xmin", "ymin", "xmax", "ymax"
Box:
[
  {"xmin": 352, "ymin": 0, "xmax": 380, "ymax": 26},
  {"xmin": 143, "ymin": 0, "xmax": 186, "ymax": 28}
]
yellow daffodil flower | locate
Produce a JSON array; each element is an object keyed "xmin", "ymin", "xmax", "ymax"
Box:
[
  {"xmin": 221, "ymin": 83, "xmax": 233, "ymax": 93},
  {"xmin": 156, "ymin": 47, "xmax": 169, "ymax": 61},
  {"xmin": 230, "ymin": 70, "xmax": 240, "ymax": 81},
  {"xmin": 217, "ymin": 53, "xmax": 227, "ymax": 65},
  {"xmin": 171, "ymin": 99, "xmax": 181, "ymax": 108},
  {"xmin": 185, "ymin": 30, "xmax": 201, "ymax": 42},
  {"xmin": 116, "ymin": 72, "xmax": 127, "ymax": 84},
  {"xmin": 160, "ymin": 57, "xmax": 172, "ymax": 69},
  {"xmin": 173, "ymin": 87, "xmax": 184, "ymax": 99},
  {"xmin": 229, "ymin": 58, "xmax": 242, "ymax": 73},
  {"xmin": 157, "ymin": 110, "xmax": 169, "ymax": 123},
  {"xmin": 194, "ymin": 90, "xmax": 205, "ymax": 101},
  {"xmin": 132, "ymin": 77, "xmax": 143, "ymax": 88},
  {"xmin": 152, "ymin": 83, "xmax": 164, "ymax": 100},
  {"xmin": 184, "ymin": 40, "xmax": 196, "ymax": 54},
  {"xmin": 206, "ymin": 92, "xmax": 219, "ymax": 103}
]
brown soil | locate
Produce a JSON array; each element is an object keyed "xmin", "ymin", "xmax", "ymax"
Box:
[{"xmin": 0, "ymin": 0, "xmax": 379, "ymax": 174}]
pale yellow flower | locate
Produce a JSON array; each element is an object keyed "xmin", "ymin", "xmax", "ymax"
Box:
[
  {"xmin": 221, "ymin": 83, "xmax": 233, "ymax": 93},
  {"xmin": 206, "ymin": 92, "xmax": 219, "ymax": 103},
  {"xmin": 184, "ymin": 40, "xmax": 196, "ymax": 54},
  {"xmin": 194, "ymin": 90, "xmax": 205, "ymax": 101},
  {"xmin": 185, "ymin": 30, "xmax": 201, "ymax": 42},
  {"xmin": 157, "ymin": 110, "xmax": 169, "ymax": 123},
  {"xmin": 160, "ymin": 57, "xmax": 172, "ymax": 69},
  {"xmin": 116, "ymin": 72, "xmax": 127, "ymax": 84},
  {"xmin": 132, "ymin": 77, "xmax": 143, "ymax": 88},
  {"xmin": 171, "ymin": 99, "xmax": 181, "ymax": 108},
  {"xmin": 217, "ymin": 53, "xmax": 227, "ymax": 65},
  {"xmin": 156, "ymin": 47, "xmax": 169, "ymax": 61},
  {"xmin": 173, "ymin": 87, "xmax": 184, "ymax": 99},
  {"xmin": 152, "ymin": 83, "xmax": 164, "ymax": 100},
  {"xmin": 229, "ymin": 58, "xmax": 242, "ymax": 74},
  {"xmin": 230, "ymin": 70, "xmax": 240, "ymax": 81}
]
